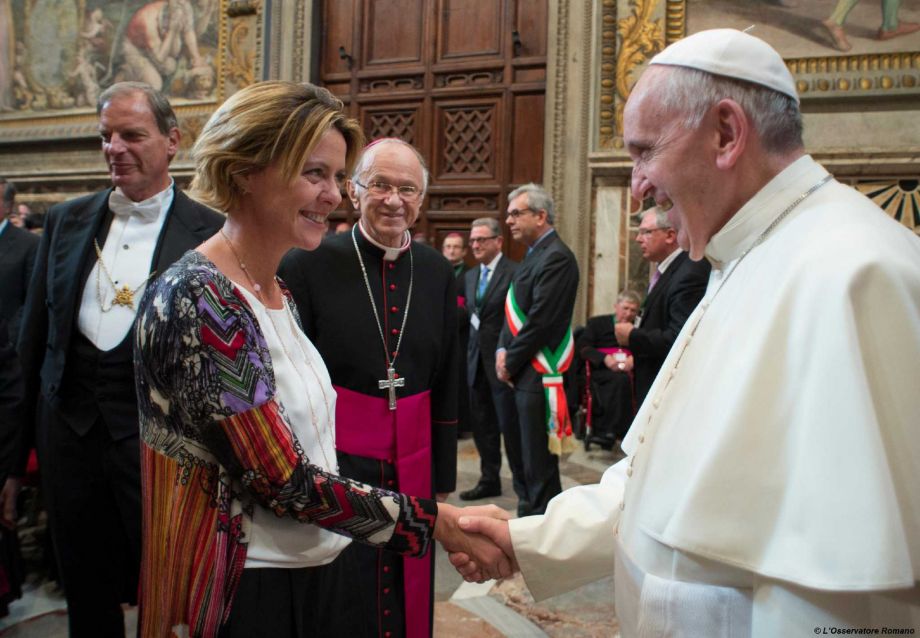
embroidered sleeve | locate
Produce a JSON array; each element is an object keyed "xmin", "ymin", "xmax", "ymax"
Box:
[{"xmin": 136, "ymin": 260, "xmax": 436, "ymax": 556}]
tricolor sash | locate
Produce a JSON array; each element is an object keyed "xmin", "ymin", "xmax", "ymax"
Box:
[{"xmin": 504, "ymin": 283, "xmax": 575, "ymax": 455}]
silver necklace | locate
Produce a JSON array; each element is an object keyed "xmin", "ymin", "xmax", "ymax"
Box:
[
  {"xmin": 220, "ymin": 229, "xmax": 336, "ymax": 470},
  {"xmin": 351, "ymin": 224, "xmax": 414, "ymax": 410}
]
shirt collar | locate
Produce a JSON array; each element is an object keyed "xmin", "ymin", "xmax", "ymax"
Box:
[
  {"xmin": 356, "ymin": 219, "xmax": 411, "ymax": 261},
  {"xmin": 657, "ymin": 247, "xmax": 683, "ymax": 274},
  {"xmin": 528, "ymin": 227, "xmax": 556, "ymax": 250},
  {"xmin": 0, "ymin": 218, "xmax": 7, "ymax": 236},
  {"xmin": 705, "ymin": 155, "xmax": 828, "ymax": 269},
  {"xmin": 484, "ymin": 252, "xmax": 503, "ymax": 271}
]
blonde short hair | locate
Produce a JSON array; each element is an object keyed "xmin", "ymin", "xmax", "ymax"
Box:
[{"xmin": 190, "ymin": 81, "xmax": 364, "ymax": 212}]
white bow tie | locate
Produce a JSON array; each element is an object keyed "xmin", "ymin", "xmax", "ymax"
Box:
[{"xmin": 108, "ymin": 190, "xmax": 163, "ymax": 222}]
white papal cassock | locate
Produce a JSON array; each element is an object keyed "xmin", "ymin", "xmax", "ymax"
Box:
[{"xmin": 509, "ymin": 156, "xmax": 920, "ymax": 637}]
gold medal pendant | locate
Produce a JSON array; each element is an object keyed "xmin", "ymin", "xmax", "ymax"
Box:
[
  {"xmin": 113, "ymin": 285, "xmax": 135, "ymax": 308},
  {"xmin": 93, "ymin": 239, "xmax": 154, "ymax": 313}
]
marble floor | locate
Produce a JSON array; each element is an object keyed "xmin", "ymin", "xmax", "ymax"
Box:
[{"xmin": 0, "ymin": 438, "xmax": 623, "ymax": 637}]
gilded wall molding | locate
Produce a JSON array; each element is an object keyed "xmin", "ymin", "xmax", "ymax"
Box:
[
  {"xmin": 662, "ymin": 2, "xmax": 919, "ymax": 101},
  {"xmin": 549, "ymin": 0, "xmax": 570, "ymax": 210},
  {"xmin": 292, "ymin": 2, "xmax": 307, "ymax": 81},
  {"xmin": 599, "ymin": 0, "xmax": 675, "ymax": 149},
  {"xmin": 597, "ymin": 0, "xmax": 617, "ymax": 150}
]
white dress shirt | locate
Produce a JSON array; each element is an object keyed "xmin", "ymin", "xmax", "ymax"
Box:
[{"xmin": 77, "ymin": 183, "xmax": 174, "ymax": 350}]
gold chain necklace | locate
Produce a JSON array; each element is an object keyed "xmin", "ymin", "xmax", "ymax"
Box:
[
  {"xmin": 93, "ymin": 238, "xmax": 155, "ymax": 311},
  {"xmin": 219, "ymin": 229, "xmax": 336, "ymax": 470}
]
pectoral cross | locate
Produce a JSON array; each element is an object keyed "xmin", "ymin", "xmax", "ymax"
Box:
[{"xmin": 378, "ymin": 367, "xmax": 405, "ymax": 410}]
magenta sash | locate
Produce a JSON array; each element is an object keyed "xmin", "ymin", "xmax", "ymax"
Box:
[{"xmin": 334, "ymin": 385, "xmax": 432, "ymax": 638}]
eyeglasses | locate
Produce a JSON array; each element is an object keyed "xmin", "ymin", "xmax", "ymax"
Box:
[
  {"xmin": 354, "ymin": 179, "xmax": 422, "ymax": 202},
  {"xmin": 636, "ymin": 227, "xmax": 670, "ymax": 237},
  {"xmin": 506, "ymin": 207, "xmax": 537, "ymax": 219},
  {"xmin": 469, "ymin": 235, "xmax": 499, "ymax": 245}
]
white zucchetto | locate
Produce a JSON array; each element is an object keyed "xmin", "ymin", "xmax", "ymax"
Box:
[{"xmin": 650, "ymin": 28, "xmax": 799, "ymax": 103}]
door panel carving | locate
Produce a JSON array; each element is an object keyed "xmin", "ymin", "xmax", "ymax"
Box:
[
  {"xmin": 361, "ymin": 104, "xmax": 424, "ymax": 146},
  {"xmin": 319, "ymin": 0, "xmax": 547, "ymax": 263},
  {"xmin": 436, "ymin": 100, "xmax": 498, "ymax": 179},
  {"xmin": 436, "ymin": 0, "xmax": 503, "ymax": 62},
  {"xmin": 510, "ymin": 92, "xmax": 544, "ymax": 184},
  {"xmin": 363, "ymin": 0, "xmax": 426, "ymax": 67}
]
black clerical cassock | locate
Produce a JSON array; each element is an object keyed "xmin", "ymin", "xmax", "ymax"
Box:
[{"xmin": 279, "ymin": 225, "xmax": 458, "ymax": 638}]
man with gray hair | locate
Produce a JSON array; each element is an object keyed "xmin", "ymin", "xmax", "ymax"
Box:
[
  {"xmin": 8, "ymin": 81, "xmax": 223, "ymax": 636},
  {"xmin": 452, "ymin": 29, "xmax": 920, "ymax": 634},
  {"xmin": 280, "ymin": 138, "xmax": 459, "ymax": 638},
  {"xmin": 615, "ymin": 205, "xmax": 709, "ymax": 407},
  {"xmin": 459, "ymin": 217, "xmax": 522, "ymax": 505},
  {"xmin": 495, "ymin": 183, "xmax": 579, "ymax": 516}
]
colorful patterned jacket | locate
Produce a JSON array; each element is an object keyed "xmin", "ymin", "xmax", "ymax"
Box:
[{"xmin": 134, "ymin": 251, "xmax": 438, "ymax": 638}]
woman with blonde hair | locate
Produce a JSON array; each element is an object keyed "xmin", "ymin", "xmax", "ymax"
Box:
[{"xmin": 134, "ymin": 81, "xmax": 509, "ymax": 637}]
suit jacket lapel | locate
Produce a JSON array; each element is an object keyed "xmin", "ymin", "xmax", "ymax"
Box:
[
  {"xmin": 481, "ymin": 256, "xmax": 508, "ymax": 309},
  {"xmin": 525, "ymin": 231, "xmax": 556, "ymax": 265},
  {"xmin": 153, "ymin": 188, "xmax": 216, "ymax": 272},
  {"xmin": 53, "ymin": 190, "xmax": 111, "ymax": 348},
  {"xmin": 644, "ymin": 251, "xmax": 685, "ymax": 313}
]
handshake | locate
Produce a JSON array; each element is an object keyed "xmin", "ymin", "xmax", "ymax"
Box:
[{"xmin": 434, "ymin": 503, "xmax": 519, "ymax": 583}]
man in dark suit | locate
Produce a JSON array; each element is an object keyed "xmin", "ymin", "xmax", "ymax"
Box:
[
  {"xmin": 0, "ymin": 180, "xmax": 40, "ymax": 344},
  {"xmin": 615, "ymin": 207, "xmax": 710, "ymax": 408},
  {"xmin": 5, "ymin": 82, "xmax": 223, "ymax": 637},
  {"xmin": 496, "ymin": 184, "xmax": 579, "ymax": 516},
  {"xmin": 459, "ymin": 217, "xmax": 524, "ymax": 507}
]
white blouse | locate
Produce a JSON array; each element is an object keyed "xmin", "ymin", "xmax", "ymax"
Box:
[{"xmin": 233, "ymin": 282, "xmax": 351, "ymax": 568}]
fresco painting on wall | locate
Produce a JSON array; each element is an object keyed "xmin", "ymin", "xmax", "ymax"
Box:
[
  {"xmin": 688, "ymin": 0, "xmax": 920, "ymax": 58},
  {"xmin": 0, "ymin": 0, "xmax": 220, "ymax": 118}
]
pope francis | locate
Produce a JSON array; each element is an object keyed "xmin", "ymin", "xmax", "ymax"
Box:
[{"xmin": 450, "ymin": 29, "xmax": 920, "ymax": 637}]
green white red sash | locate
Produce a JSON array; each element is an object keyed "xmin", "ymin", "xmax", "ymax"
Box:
[{"xmin": 505, "ymin": 283, "xmax": 575, "ymax": 455}]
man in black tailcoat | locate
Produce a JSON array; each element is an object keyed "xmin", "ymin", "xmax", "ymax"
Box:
[{"xmin": 5, "ymin": 82, "xmax": 222, "ymax": 637}]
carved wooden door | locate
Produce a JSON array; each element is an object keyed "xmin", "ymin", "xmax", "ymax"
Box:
[{"xmin": 318, "ymin": 0, "xmax": 547, "ymax": 262}]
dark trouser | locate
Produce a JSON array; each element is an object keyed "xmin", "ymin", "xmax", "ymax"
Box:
[
  {"xmin": 468, "ymin": 364, "xmax": 503, "ymax": 488},
  {"xmin": 513, "ymin": 387, "xmax": 562, "ymax": 516},
  {"xmin": 38, "ymin": 410, "xmax": 141, "ymax": 638},
  {"xmin": 219, "ymin": 552, "xmax": 370, "ymax": 638}
]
